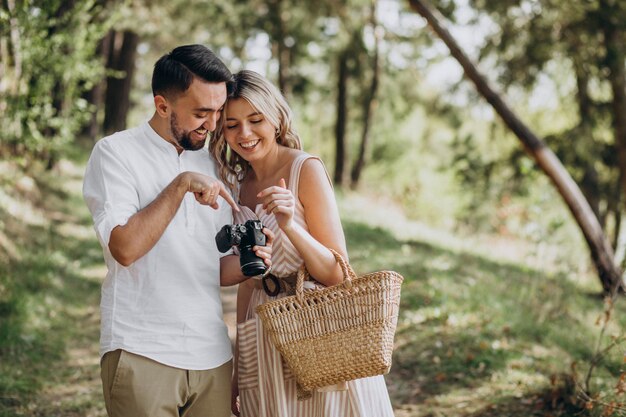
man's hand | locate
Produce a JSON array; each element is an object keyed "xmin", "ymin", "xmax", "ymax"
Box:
[
  {"xmin": 109, "ymin": 171, "xmax": 239, "ymax": 266},
  {"xmin": 184, "ymin": 172, "xmax": 239, "ymax": 212}
]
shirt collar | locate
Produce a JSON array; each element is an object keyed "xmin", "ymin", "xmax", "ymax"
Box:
[{"xmin": 142, "ymin": 120, "xmax": 180, "ymax": 154}]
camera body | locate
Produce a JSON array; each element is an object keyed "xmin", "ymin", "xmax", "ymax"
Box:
[{"xmin": 215, "ymin": 219, "xmax": 267, "ymax": 276}]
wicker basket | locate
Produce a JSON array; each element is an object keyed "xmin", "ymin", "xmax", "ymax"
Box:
[{"xmin": 256, "ymin": 249, "xmax": 403, "ymax": 396}]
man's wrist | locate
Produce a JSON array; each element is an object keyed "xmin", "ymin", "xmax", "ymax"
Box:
[{"xmin": 175, "ymin": 172, "xmax": 191, "ymax": 194}]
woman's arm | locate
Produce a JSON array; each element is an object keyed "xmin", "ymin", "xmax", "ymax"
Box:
[{"xmin": 259, "ymin": 158, "xmax": 347, "ymax": 286}]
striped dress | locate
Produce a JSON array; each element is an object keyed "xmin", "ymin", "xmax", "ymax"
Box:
[{"xmin": 234, "ymin": 153, "xmax": 395, "ymax": 417}]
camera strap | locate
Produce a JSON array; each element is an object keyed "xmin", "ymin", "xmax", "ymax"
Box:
[
  {"xmin": 261, "ymin": 274, "xmax": 281, "ymax": 297},
  {"xmin": 259, "ymin": 273, "xmax": 300, "ymax": 297}
]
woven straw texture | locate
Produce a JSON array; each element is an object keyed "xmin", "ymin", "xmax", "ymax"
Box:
[{"xmin": 256, "ymin": 250, "xmax": 403, "ymax": 394}]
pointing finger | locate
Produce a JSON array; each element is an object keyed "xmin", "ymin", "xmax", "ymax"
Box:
[{"xmin": 218, "ymin": 183, "xmax": 240, "ymax": 212}]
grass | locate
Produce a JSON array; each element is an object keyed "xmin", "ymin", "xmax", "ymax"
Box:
[
  {"xmin": 0, "ymin": 159, "xmax": 104, "ymax": 416},
  {"xmin": 341, "ymin": 207, "xmax": 626, "ymax": 416},
  {"xmin": 0, "ymin": 158, "xmax": 624, "ymax": 416}
]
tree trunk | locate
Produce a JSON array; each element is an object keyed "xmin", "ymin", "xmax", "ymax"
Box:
[
  {"xmin": 103, "ymin": 30, "xmax": 139, "ymax": 135},
  {"xmin": 43, "ymin": 0, "xmax": 78, "ymax": 169},
  {"xmin": 268, "ymin": 0, "xmax": 291, "ymax": 98},
  {"xmin": 572, "ymin": 60, "xmax": 602, "ymax": 222},
  {"xmin": 80, "ymin": 33, "xmax": 113, "ymax": 141},
  {"xmin": 601, "ymin": 12, "xmax": 626, "ymax": 220},
  {"xmin": 407, "ymin": 0, "xmax": 623, "ymax": 294},
  {"xmin": 611, "ymin": 173, "xmax": 622, "ymax": 252},
  {"xmin": 334, "ymin": 50, "xmax": 349, "ymax": 186},
  {"xmin": 351, "ymin": 0, "xmax": 381, "ymax": 189},
  {"xmin": 5, "ymin": 0, "xmax": 22, "ymax": 91},
  {"xmin": 3, "ymin": 0, "xmax": 23, "ymax": 149},
  {"xmin": 0, "ymin": 37, "xmax": 6, "ymax": 92}
]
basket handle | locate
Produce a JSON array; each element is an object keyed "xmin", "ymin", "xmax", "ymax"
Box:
[{"xmin": 295, "ymin": 248, "xmax": 357, "ymax": 299}]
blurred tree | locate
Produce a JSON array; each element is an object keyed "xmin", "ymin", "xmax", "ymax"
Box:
[
  {"xmin": 333, "ymin": 0, "xmax": 432, "ymax": 189},
  {"xmin": 80, "ymin": 34, "xmax": 110, "ymax": 141},
  {"xmin": 335, "ymin": 44, "xmax": 350, "ymax": 185},
  {"xmin": 351, "ymin": 0, "xmax": 381, "ymax": 188},
  {"xmin": 0, "ymin": 0, "xmax": 115, "ymax": 168},
  {"xmin": 407, "ymin": 0, "xmax": 624, "ymax": 293},
  {"xmin": 102, "ymin": 29, "xmax": 139, "ymax": 135},
  {"xmin": 333, "ymin": 0, "xmax": 384, "ymax": 187},
  {"xmin": 470, "ymin": 0, "xmax": 626, "ymax": 248}
]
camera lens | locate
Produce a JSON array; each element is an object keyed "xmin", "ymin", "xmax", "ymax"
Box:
[{"xmin": 240, "ymin": 247, "xmax": 267, "ymax": 276}]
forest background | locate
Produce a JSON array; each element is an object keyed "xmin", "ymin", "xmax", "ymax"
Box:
[{"xmin": 1, "ymin": 0, "xmax": 626, "ymax": 416}]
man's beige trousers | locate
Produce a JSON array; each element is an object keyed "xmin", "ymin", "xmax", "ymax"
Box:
[{"xmin": 101, "ymin": 349, "xmax": 232, "ymax": 417}]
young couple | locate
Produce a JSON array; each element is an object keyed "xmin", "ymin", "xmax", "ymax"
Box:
[{"xmin": 83, "ymin": 44, "xmax": 394, "ymax": 417}]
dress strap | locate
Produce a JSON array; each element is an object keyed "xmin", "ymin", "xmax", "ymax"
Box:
[{"xmin": 288, "ymin": 154, "xmax": 333, "ymax": 198}]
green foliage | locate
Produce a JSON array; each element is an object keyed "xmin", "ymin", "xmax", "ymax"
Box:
[
  {"xmin": 451, "ymin": 0, "xmax": 626, "ymax": 243},
  {"xmin": 0, "ymin": 1, "xmax": 115, "ymax": 167}
]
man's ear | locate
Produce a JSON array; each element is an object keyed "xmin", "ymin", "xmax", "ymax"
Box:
[{"xmin": 154, "ymin": 95, "xmax": 169, "ymax": 117}]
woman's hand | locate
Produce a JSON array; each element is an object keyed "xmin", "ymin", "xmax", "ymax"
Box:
[
  {"xmin": 231, "ymin": 377, "xmax": 240, "ymax": 416},
  {"xmin": 253, "ymin": 227, "xmax": 274, "ymax": 269},
  {"xmin": 257, "ymin": 178, "xmax": 295, "ymax": 230}
]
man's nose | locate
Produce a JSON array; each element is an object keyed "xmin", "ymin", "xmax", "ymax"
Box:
[{"xmin": 203, "ymin": 113, "xmax": 218, "ymax": 132}]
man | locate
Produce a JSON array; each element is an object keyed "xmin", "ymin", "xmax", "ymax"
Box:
[{"xmin": 83, "ymin": 44, "xmax": 271, "ymax": 417}]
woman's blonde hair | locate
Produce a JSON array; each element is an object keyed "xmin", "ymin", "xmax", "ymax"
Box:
[{"xmin": 210, "ymin": 70, "xmax": 302, "ymax": 191}]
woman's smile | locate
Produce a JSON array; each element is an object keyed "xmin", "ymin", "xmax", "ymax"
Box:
[{"xmin": 239, "ymin": 139, "xmax": 260, "ymax": 150}]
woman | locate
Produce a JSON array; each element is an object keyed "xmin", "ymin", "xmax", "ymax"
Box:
[{"xmin": 210, "ymin": 70, "xmax": 394, "ymax": 417}]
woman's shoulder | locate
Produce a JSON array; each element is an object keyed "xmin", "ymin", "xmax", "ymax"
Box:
[
  {"xmin": 283, "ymin": 149, "xmax": 324, "ymax": 167},
  {"xmin": 283, "ymin": 148, "xmax": 308, "ymax": 161},
  {"xmin": 293, "ymin": 153, "xmax": 332, "ymax": 191},
  {"xmin": 284, "ymin": 150, "xmax": 326, "ymax": 177}
]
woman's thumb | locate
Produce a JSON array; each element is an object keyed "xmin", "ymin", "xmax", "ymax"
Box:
[{"xmin": 279, "ymin": 178, "xmax": 286, "ymax": 188}]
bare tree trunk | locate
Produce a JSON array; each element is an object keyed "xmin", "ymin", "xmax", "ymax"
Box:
[
  {"xmin": 0, "ymin": 0, "xmax": 24, "ymax": 156},
  {"xmin": 408, "ymin": 0, "xmax": 623, "ymax": 294},
  {"xmin": 5, "ymin": 0, "xmax": 22, "ymax": 90},
  {"xmin": 0, "ymin": 37, "xmax": 6, "ymax": 93},
  {"xmin": 351, "ymin": 0, "xmax": 381, "ymax": 189},
  {"xmin": 611, "ymin": 173, "xmax": 622, "ymax": 251},
  {"xmin": 334, "ymin": 50, "xmax": 349, "ymax": 186},
  {"xmin": 572, "ymin": 60, "xmax": 602, "ymax": 222},
  {"xmin": 268, "ymin": 0, "xmax": 291, "ymax": 98},
  {"xmin": 103, "ymin": 30, "xmax": 139, "ymax": 135},
  {"xmin": 601, "ymin": 11, "xmax": 626, "ymax": 217},
  {"xmin": 81, "ymin": 33, "xmax": 113, "ymax": 141},
  {"xmin": 43, "ymin": 0, "xmax": 78, "ymax": 169}
]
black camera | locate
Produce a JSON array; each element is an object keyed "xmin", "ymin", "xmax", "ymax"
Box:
[{"xmin": 215, "ymin": 220, "xmax": 267, "ymax": 276}]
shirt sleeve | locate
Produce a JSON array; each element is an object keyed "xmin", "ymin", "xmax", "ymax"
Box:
[{"xmin": 82, "ymin": 138, "xmax": 140, "ymax": 249}]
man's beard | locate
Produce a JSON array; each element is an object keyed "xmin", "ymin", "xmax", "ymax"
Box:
[{"xmin": 170, "ymin": 112, "xmax": 206, "ymax": 151}]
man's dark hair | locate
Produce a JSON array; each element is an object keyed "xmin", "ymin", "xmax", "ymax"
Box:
[{"xmin": 152, "ymin": 44, "xmax": 233, "ymax": 98}]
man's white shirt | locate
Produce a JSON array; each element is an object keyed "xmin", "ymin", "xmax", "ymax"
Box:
[{"xmin": 83, "ymin": 121, "xmax": 233, "ymax": 370}]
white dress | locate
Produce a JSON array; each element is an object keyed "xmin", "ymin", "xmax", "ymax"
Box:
[{"xmin": 234, "ymin": 153, "xmax": 395, "ymax": 417}]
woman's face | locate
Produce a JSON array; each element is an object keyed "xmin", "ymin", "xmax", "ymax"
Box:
[{"xmin": 223, "ymin": 98, "xmax": 277, "ymax": 163}]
